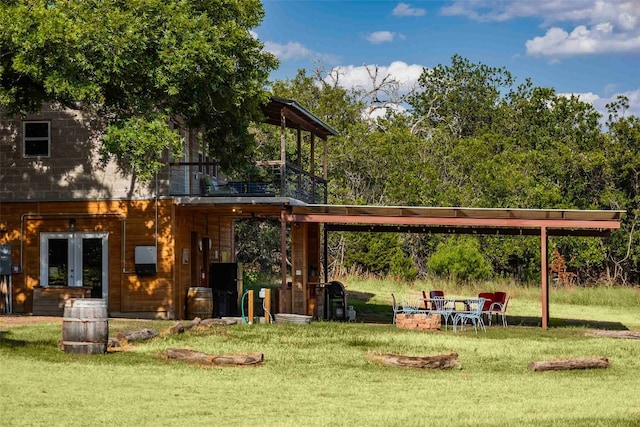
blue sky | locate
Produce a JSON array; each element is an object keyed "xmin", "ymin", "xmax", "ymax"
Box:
[{"xmin": 257, "ymin": 0, "xmax": 640, "ymax": 118}]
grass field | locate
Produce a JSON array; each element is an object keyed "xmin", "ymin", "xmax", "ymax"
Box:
[{"xmin": 2, "ymin": 278, "xmax": 640, "ymax": 426}]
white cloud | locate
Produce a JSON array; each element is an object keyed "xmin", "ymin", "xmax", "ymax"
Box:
[
  {"xmin": 393, "ymin": 3, "xmax": 426, "ymax": 17},
  {"xmin": 327, "ymin": 61, "xmax": 424, "ymax": 96},
  {"xmin": 263, "ymin": 41, "xmax": 312, "ymax": 60},
  {"xmin": 326, "ymin": 61, "xmax": 422, "ymax": 118},
  {"xmin": 365, "ymin": 31, "xmax": 404, "ymax": 44},
  {"xmin": 558, "ymin": 89, "xmax": 640, "ymax": 122},
  {"xmin": 441, "ymin": 0, "xmax": 640, "ymax": 57},
  {"xmin": 604, "ymin": 89, "xmax": 640, "ymax": 118},
  {"xmin": 526, "ymin": 23, "xmax": 640, "ymax": 56},
  {"xmin": 263, "ymin": 40, "xmax": 339, "ymax": 65}
]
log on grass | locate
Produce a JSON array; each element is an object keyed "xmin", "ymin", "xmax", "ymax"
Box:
[
  {"xmin": 168, "ymin": 318, "xmax": 202, "ymax": 334},
  {"xmin": 587, "ymin": 330, "xmax": 640, "ymax": 340},
  {"xmin": 108, "ymin": 328, "xmax": 158, "ymax": 347},
  {"xmin": 367, "ymin": 352, "xmax": 460, "ymax": 369},
  {"xmin": 200, "ymin": 318, "xmax": 238, "ymax": 326},
  {"xmin": 529, "ymin": 357, "xmax": 610, "ymax": 372},
  {"xmin": 116, "ymin": 328, "xmax": 158, "ymax": 343},
  {"xmin": 166, "ymin": 348, "xmax": 264, "ymax": 366}
]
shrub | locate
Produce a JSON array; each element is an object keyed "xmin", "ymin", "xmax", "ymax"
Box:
[{"xmin": 427, "ymin": 236, "xmax": 493, "ymax": 281}]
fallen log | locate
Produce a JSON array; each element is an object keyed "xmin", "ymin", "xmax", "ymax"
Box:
[
  {"xmin": 116, "ymin": 328, "xmax": 158, "ymax": 343},
  {"xmin": 367, "ymin": 352, "xmax": 460, "ymax": 369},
  {"xmin": 587, "ymin": 330, "xmax": 640, "ymax": 340},
  {"xmin": 529, "ymin": 357, "xmax": 610, "ymax": 372},
  {"xmin": 107, "ymin": 328, "xmax": 158, "ymax": 348},
  {"xmin": 166, "ymin": 318, "xmax": 238, "ymax": 335},
  {"xmin": 200, "ymin": 318, "xmax": 238, "ymax": 326},
  {"xmin": 168, "ymin": 318, "xmax": 202, "ymax": 334},
  {"xmin": 168, "ymin": 323, "xmax": 184, "ymax": 335},
  {"xmin": 166, "ymin": 348, "xmax": 264, "ymax": 367}
]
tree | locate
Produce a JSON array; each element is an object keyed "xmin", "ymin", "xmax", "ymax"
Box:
[
  {"xmin": 407, "ymin": 54, "xmax": 515, "ymax": 139},
  {"xmin": 0, "ymin": 0, "xmax": 277, "ymax": 181},
  {"xmin": 604, "ymin": 96, "xmax": 640, "ymax": 284}
]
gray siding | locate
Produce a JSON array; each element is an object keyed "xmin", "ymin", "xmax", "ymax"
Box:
[{"xmin": 0, "ymin": 105, "xmax": 174, "ymax": 201}]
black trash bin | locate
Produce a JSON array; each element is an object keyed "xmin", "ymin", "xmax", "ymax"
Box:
[{"xmin": 213, "ymin": 289, "xmax": 237, "ymax": 318}]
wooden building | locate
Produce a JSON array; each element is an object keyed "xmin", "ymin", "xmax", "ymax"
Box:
[
  {"xmin": 0, "ymin": 98, "xmax": 625, "ymax": 328},
  {"xmin": 0, "ymin": 97, "xmax": 337, "ymax": 319}
]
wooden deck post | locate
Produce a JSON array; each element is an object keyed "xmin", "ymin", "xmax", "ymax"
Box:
[
  {"xmin": 280, "ymin": 107, "xmax": 287, "ymax": 197},
  {"xmin": 263, "ymin": 288, "xmax": 271, "ymax": 323},
  {"xmin": 281, "ymin": 208, "xmax": 288, "ymax": 313},
  {"xmin": 246, "ymin": 289, "xmax": 254, "ymax": 324},
  {"xmin": 541, "ymin": 226, "xmax": 549, "ymax": 329}
]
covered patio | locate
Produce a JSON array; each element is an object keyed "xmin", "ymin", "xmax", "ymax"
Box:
[{"xmin": 283, "ymin": 205, "xmax": 625, "ymax": 329}]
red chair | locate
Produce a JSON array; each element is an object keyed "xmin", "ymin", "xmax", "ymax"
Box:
[
  {"xmin": 493, "ymin": 292, "xmax": 507, "ymax": 305},
  {"xmin": 488, "ymin": 292, "xmax": 509, "ymax": 326},
  {"xmin": 478, "ymin": 292, "xmax": 494, "ymax": 324},
  {"xmin": 429, "ymin": 290, "xmax": 444, "ymax": 310},
  {"xmin": 478, "ymin": 293, "xmax": 494, "ymax": 311}
]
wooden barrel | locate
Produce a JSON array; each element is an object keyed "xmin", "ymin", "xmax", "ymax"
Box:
[
  {"xmin": 62, "ymin": 298, "xmax": 108, "ymax": 354},
  {"xmin": 186, "ymin": 287, "xmax": 213, "ymax": 319}
]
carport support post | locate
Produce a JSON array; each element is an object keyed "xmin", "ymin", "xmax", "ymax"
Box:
[
  {"xmin": 541, "ymin": 226, "xmax": 549, "ymax": 329},
  {"xmin": 281, "ymin": 208, "xmax": 288, "ymax": 313}
]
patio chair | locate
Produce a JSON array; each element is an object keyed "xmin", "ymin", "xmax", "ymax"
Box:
[
  {"xmin": 400, "ymin": 295, "xmax": 429, "ymax": 315},
  {"xmin": 428, "ymin": 290, "xmax": 445, "ymax": 309},
  {"xmin": 391, "ymin": 293, "xmax": 401, "ymax": 324},
  {"xmin": 430, "ymin": 296, "xmax": 454, "ymax": 330},
  {"xmin": 478, "ymin": 292, "xmax": 494, "ymax": 323},
  {"xmin": 452, "ymin": 298, "xmax": 487, "ymax": 334},
  {"xmin": 488, "ymin": 294, "xmax": 510, "ymax": 327}
]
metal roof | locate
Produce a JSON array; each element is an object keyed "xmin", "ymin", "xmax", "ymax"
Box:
[
  {"xmin": 173, "ymin": 199, "xmax": 624, "ymax": 234},
  {"xmin": 261, "ymin": 97, "xmax": 339, "ymax": 139},
  {"xmin": 286, "ymin": 204, "xmax": 625, "ymax": 232}
]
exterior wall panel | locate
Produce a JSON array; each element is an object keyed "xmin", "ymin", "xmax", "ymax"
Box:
[
  {"xmin": 0, "ymin": 200, "xmax": 176, "ymax": 318},
  {"xmin": 1, "ymin": 104, "xmax": 161, "ymax": 201}
]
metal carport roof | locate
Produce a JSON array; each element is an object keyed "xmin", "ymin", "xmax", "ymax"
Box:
[{"xmin": 284, "ymin": 204, "xmax": 625, "ymax": 329}]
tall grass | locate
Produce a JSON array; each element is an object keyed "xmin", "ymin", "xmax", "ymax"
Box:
[{"xmin": 339, "ymin": 275, "xmax": 640, "ymax": 327}]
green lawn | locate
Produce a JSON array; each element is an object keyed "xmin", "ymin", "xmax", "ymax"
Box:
[{"xmin": 2, "ymin": 279, "xmax": 640, "ymax": 426}]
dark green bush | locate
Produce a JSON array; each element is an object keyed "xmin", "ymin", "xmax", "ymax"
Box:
[{"xmin": 428, "ymin": 236, "xmax": 493, "ymax": 281}]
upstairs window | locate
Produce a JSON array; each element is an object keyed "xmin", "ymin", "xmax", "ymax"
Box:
[{"xmin": 23, "ymin": 121, "xmax": 51, "ymax": 157}]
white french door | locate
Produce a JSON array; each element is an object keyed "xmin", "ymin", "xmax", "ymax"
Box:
[{"xmin": 40, "ymin": 232, "xmax": 108, "ymax": 299}]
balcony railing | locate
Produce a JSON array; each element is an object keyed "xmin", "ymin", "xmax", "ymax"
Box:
[{"xmin": 168, "ymin": 161, "xmax": 327, "ymax": 204}]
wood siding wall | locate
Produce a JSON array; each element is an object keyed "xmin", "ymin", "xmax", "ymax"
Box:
[
  {"xmin": 0, "ymin": 200, "xmax": 236, "ymax": 319},
  {"xmin": 290, "ymin": 222, "xmax": 320, "ymax": 316},
  {"xmin": 172, "ymin": 208, "xmax": 235, "ymax": 319}
]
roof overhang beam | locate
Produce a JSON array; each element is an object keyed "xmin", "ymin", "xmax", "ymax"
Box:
[
  {"xmin": 286, "ymin": 213, "xmax": 621, "ymax": 231},
  {"xmin": 325, "ymin": 224, "xmax": 612, "ymax": 237}
]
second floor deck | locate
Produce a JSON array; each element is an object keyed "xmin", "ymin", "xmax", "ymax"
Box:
[{"xmin": 168, "ymin": 161, "xmax": 328, "ymax": 204}]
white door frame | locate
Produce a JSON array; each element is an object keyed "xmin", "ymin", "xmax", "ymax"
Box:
[{"xmin": 40, "ymin": 232, "xmax": 109, "ymax": 299}]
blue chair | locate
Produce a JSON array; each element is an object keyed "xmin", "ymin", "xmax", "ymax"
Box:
[
  {"xmin": 391, "ymin": 293, "xmax": 401, "ymax": 324},
  {"xmin": 400, "ymin": 295, "xmax": 429, "ymax": 315},
  {"xmin": 430, "ymin": 297, "xmax": 454, "ymax": 330},
  {"xmin": 453, "ymin": 298, "xmax": 487, "ymax": 334}
]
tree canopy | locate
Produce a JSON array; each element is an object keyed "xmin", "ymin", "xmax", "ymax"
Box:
[
  {"xmin": 0, "ymin": 0, "xmax": 277, "ymax": 181},
  {"xmin": 265, "ymin": 58, "xmax": 640, "ymax": 285}
]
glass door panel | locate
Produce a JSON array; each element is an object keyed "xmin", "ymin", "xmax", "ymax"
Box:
[
  {"xmin": 40, "ymin": 232, "xmax": 108, "ymax": 300},
  {"xmin": 47, "ymin": 238, "xmax": 71, "ymax": 286},
  {"xmin": 81, "ymin": 238, "xmax": 103, "ymax": 298}
]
